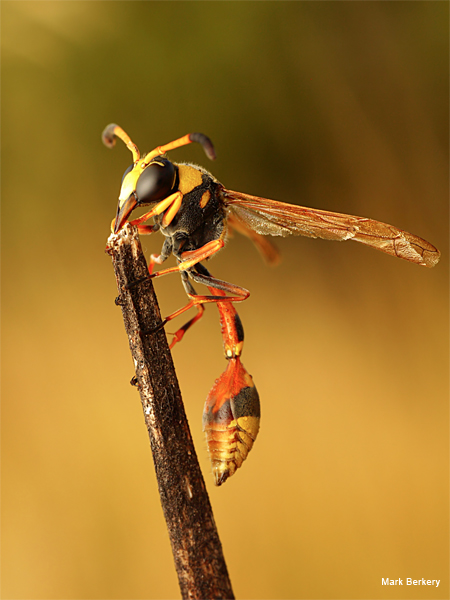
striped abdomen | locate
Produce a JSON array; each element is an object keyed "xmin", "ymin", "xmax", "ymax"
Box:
[{"xmin": 203, "ymin": 357, "xmax": 260, "ymax": 486}]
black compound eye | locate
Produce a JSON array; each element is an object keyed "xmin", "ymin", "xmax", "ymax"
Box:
[{"xmin": 135, "ymin": 159, "xmax": 176, "ymax": 205}]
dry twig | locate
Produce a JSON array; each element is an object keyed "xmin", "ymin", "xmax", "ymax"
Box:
[{"xmin": 106, "ymin": 224, "xmax": 234, "ymax": 600}]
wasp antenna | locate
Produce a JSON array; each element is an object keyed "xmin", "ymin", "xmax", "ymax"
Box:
[
  {"xmin": 102, "ymin": 123, "xmax": 140, "ymax": 162},
  {"xmin": 189, "ymin": 133, "xmax": 216, "ymax": 161},
  {"xmin": 142, "ymin": 132, "xmax": 216, "ymax": 164},
  {"xmin": 102, "ymin": 123, "xmax": 120, "ymax": 148}
]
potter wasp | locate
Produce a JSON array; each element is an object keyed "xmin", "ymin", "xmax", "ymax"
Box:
[{"xmin": 103, "ymin": 124, "xmax": 440, "ymax": 485}]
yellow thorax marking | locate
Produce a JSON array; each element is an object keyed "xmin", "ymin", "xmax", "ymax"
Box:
[
  {"xmin": 177, "ymin": 164, "xmax": 203, "ymax": 195},
  {"xmin": 200, "ymin": 190, "xmax": 211, "ymax": 209}
]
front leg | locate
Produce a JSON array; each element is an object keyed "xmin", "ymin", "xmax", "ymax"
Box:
[
  {"xmin": 128, "ymin": 191, "xmax": 183, "ymax": 227},
  {"xmin": 148, "ymin": 237, "xmax": 172, "ymax": 275},
  {"xmin": 150, "ymin": 239, "xmax": 225, "ymax": 279}
]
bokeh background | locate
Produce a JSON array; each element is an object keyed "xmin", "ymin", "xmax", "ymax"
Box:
[{"xmin": 2, "ymin": 2, "xmax": 448, "ymax": 599}]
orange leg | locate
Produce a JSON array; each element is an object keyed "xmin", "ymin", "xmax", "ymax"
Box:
[
  {"xmin": 129, "ymin": 191, "xmax": 183, "ymax": 227},
  {"xmin": 166, "ymin": 273, "xmax": 204, "ymax": 349},
  {"xmin": 149, "ymin": 239, "xmax": 225, "ymax": 279},
  {"xmin": 160, "ymin": 269, "xmax": 249, "ymax": 348},
  {"xmin": 136, "ymin": 224, "xmax": 159, "ymax": 235},
  {"xmin": 162, "ymin": 285, "xmax": 248, "ymax": 326},
  {"xmin": 168, "ymin": 305, "xmax": 205, "ymax": 349},
  {"xmin": 134, "ymin": 241, "xmax": 249, "ymax": 345},
  {"xmin": 148, "ymin": 253, "xmax": 165, "ymax": 276},
  {"xmin": 109, "ymin": 191, "xmax": 182, "ymax": 234}
]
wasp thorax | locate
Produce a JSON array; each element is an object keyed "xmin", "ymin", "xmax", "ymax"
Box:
[{"xmin": 135, "ymin": 158, "xmax": 176, "ymax": 205}]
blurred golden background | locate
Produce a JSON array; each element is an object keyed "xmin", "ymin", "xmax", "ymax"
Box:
[{"xmin": 2, "ymin": 2, "xmax": 448, "ymax": 599}]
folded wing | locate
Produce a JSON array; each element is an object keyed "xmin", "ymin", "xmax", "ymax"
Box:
[{"xmin": 222, "ymin": 188, "xmax": 440, "ymax": 268}]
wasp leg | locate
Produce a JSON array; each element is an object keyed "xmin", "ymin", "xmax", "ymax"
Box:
[
  {"xmin": 149, "ymin": 243, "xmax": 250, "ymax": 299},
  {"xmin": 189, "ymin": 270, "xmax": 250, "ymax": 300},
  {"xmin": 161, "ymin": 268, "xmax": 249, "ymax": 333},
  {"xmin": 128, "ymin": 191, "xmax": 183, "ymax": 227},
  {"xmin": 123, "ymin": 276, "xmax": 152, "ymax": 291},
  {"xmin": 161, "ymin": 194, "xmax": 183, "ymax": 228},
  {"xmin": 123, "ymin": 237, "xmax": 173, "ymax": 289},
  {"xmin": 148, "ymin": 237, "xmax": 172, "ymax": 275},
  {"xmin": 168, "ymin": 306, "xmax": 205, "ymax": 349},
  {"xmin": 136, "ymin": 223, "xmax": 160, "ymax": 235},
  {"xmin": 164, "ymin": 266, "xmax": 248, "ymax": 350},
  {"xmin": 193, "ymin": 263, "xmax": 245, "ymax": 359},
  {"xmin": 150, "ymin": 239, "xmax": 225, "ymax": 280},
  {"xmin": 167, "ymin": 273, "xmax": 205, "ymax": 349},
  {"xmin": 149, "ymin": 254, "xmax": 166, "ymax": 276},
  {"xmin": 109, "ymin": 218, "xmax": 160, "ymax": 235}
]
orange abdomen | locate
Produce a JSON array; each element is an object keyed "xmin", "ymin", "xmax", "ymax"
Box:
[{"xmin": 203, "ymin": 357, "xmax": 260, "ymax": 485}]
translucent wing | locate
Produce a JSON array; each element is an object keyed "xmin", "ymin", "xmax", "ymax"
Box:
[
  {"xmin": 222, "ymin": 188, "xmax": 440, "ymax": 268},
  {"xmin": 227, "ymin": 211, "xmax": 280, "ymax": 266}
]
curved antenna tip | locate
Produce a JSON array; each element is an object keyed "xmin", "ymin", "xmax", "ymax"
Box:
[
  {"xmin": 102, "ymin": 123, "xmax": 119, "ymax": 148},
  {"xmin": 189, "ymin": 132, "xmax": 216, "ymax": 161},
  {"xmin": 102, "ymin": 124, "xmax": 140, "ymax": 161}
]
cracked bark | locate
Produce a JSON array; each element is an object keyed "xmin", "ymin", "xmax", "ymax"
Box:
[{"xmin": 106, "ymin": 223, "xmax": 234, "ymax": 600}]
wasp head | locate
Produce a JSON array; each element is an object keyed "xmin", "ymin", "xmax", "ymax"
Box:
[
  {"xmin": 114, "ymin": 158, "xmax": 176, "ymax": 233},
  {"xmin": 102, "ymin": 124, "xmax": 216, "ymax": 233}
]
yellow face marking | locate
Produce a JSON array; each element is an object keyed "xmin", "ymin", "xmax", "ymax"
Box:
[
  {"xmin": 200, "ymin": 190, "xmax": 211, "ymax": 209},
  {"xmin": 119, "ymin": 159, "xmax": 168, "ymax": 205},
  {"xmin": 119, "ymin": 168, "xmax": 140, "ymax": 205},
  {"xmin": 177, "ymin": 164, "xmax": 203, "ymax": 195}
]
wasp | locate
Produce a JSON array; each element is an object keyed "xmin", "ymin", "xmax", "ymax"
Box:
[{"xmin": 103, "ymin": 124, "xmax": 440, "ymax": 485}]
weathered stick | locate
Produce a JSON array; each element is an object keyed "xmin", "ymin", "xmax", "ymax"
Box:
[{"xmin": 106, "ymin": 224, "xmax": 234, "ymax": 600}]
